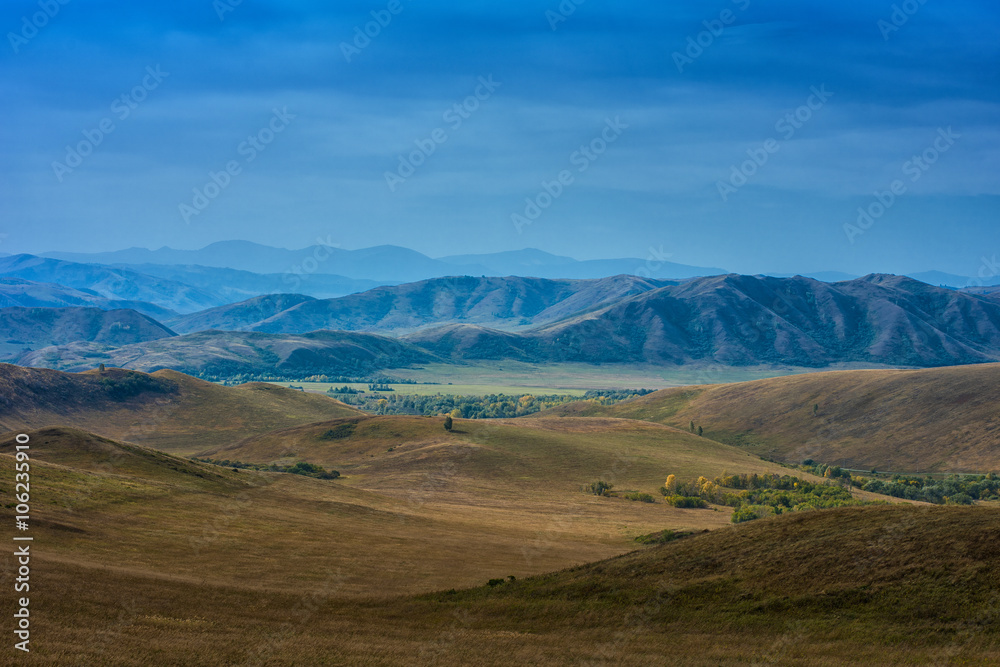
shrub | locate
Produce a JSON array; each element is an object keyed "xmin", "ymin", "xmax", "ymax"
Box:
[
  {"xmin": 444, "ymin": 415, "xmax": 453, "ymax": 431},
  {"xmin": 731, "ymin": 504, "xmax": 775, "ymax": 523},
  {"xmin": 665, "ymin": 495, "xmax": 708, "ymax": 509},
  {"xmin": 624, "ymin": 492, "xmax": 656, "ymax": 503},
  {"xmin": 588, "ymin": 481, "xmax": 613, "ymax": 496},
  {"xmin": 320, "ymin": 423, "xmax": 356, "ymax": 440}
]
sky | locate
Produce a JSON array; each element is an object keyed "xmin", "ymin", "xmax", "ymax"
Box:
[{"xmin": 1, "ymin": 0, "xmax": 998, "ymax": 276}]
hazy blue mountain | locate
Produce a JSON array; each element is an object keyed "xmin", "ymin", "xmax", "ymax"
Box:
[
  {"xmin": 0, "ymin": 277, "xmax": 177, "ymax": 320},
  {"xmin": 116, "ymin": 263, "xmax": 387, "ymax": 302},
  {"xmin": 43, "ymin": 241, "xmax": 726, "ymax": 282},
  {"xmin": 43, "ymin": 241, "xmax": 486, "ymax": 283},
  {"xmin": 21, "ymin": 274, "xmax": 1000, "ymax": 373},
  {"xmin": 166, "ymin": 294, "xmax": 317, "ymax": 334},
  {"xmin": 769, "ymin": 271, "xmax": 859, "ymax": 283},
  {"xmin": 0, "ymin": 255, "xmax": 224, "ymax": 314},
  {"xmin": 906, "ymin": 271, "xmax": 1000, "ymax": 289},
  {"xmin": 239, "ymin": 275, "xmax": 676, "ymax": 335},
  {"xmin": 437, "ymin": 248, "xmax": 726, "ymax": 280},
  {"xmin": 407, "ymin": 274, "xmax": 1000, "ymax": 368},
  {"xmin": 0, "ymin": 306, "xmax": 175, "ymax": 362}
]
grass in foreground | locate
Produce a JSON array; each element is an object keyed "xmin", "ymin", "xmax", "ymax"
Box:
[{"xmin": 16, "ymin": 505, "xmax": 1000, "ymax": 665}]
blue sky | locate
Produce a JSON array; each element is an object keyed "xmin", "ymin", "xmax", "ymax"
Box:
[{"xmin": 1, "ymin": 0, "xmax": 998, "ymax": 276}]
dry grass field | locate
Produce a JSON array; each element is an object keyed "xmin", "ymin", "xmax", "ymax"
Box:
[
  {"xmin": 539, "ymin": 362, "xmax": 1000, "ymax": 472},
  {"xmin": 1, "ymin": 364, "xmax": 997, "ymax": 664}
]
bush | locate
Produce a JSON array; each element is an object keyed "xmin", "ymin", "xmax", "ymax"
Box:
[
  {"xmin": 731, "ymin": 504, "xmax": 775, "ymax": 523},
  {"xmin": 588, "ymin": 481, "xmax": 613, "ymax": 496},
  {"xmin": 624, "ymin": 492, "xmax": 656, "ymax": 503},
  {"xmin": 320, "ymin": 423, "xmax": 356, "ymax": 440},
  {"xmin": 665, "ymin": 495, "xmax": 708, "ymax": 509}
]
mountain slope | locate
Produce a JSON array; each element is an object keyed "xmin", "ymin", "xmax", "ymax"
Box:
[
  {"xmin": 15, "ymin": 329, "xmax": 437, "ymax": 376},
  {"xmin": 165, "ymin": 293, "xmax": 316, "ymax": 333},
  {"xmin": 118, "ymin": 263, "xmax": 386, "ymax": 302},
  {"xmin": 540, "ymin": 362, "xmax": 1000, "ymax": 472},
  {"xmin": 0, "ymin": 276, "xmax": 176, "ymax": 319},
  {"xmin": 407, "ymin": 273, "xmax": 1000, "ymax": 368},
  {"xmin": 247, "ymin": 274, "xmax": 674, "ymax": 334},
  {"xmin": 0, "ymin": 254, "xmax": 224, "ymax": 313},
  {"xmin": 0, "ymin": 364, "xmax": 360, "ymax": 453},
  {"xmin": 0, "ymin": 306, "xmax": 175, "ymax": 361},
  {"xmin": 44, "ymin": 241, "xmax": 487, "ymax": 282},
  {"xmin": 438, "ymin": 248, "xmax": 726, "ymax": 280}
]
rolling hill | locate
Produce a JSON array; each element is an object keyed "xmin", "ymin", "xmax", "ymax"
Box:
[
  {"xmin": 0, "ymin": 306, "xmax": 175, "ymax": 362},
  {"xmin": 6, "ymin": 431, "xmax": 993, "ymax": 666},
  {"xmin": 15, "ymin": 329, "xmax": 437, "ymax": 377},
  {"xmin": 0, "ymin": 364, "xmax": 360, "ymax": 453},
  {"xmin": 540, "ymin": 362, "xmax": 1000, "ymax": 472}
]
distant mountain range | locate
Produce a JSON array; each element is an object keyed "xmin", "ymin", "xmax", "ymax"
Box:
[
  {"xmin": 0, "ymin": 255, "xmax": 220, "ymax": 314},
  {"xmin": 12, "ymin": 273, "xmax": 1000, "ymax": 374},
  {"xmin": 0, "ymin": 277, "xmax": 177, "ymax": 320},
  {"xmin": 407, "ymin": 273, "xmax": 1000, "ymax": 368},
  {"xmin": 42, "ymin": 241, "xmax": 727, "ymax": 283},
  {"xmin": 166, "ymin": 274, "xmax": 676, "ymax": 334}
]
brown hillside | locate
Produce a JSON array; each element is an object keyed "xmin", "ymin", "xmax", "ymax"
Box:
[
  {"xmin": 540, "ymin": 363, "xmax": 1000, "ymax": 472},
  {"xmin": 0, "ymin": 363, "xmax": 361, "ymax": 454}
]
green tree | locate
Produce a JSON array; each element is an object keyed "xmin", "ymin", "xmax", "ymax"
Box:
[
  {"xmin": 443, "ymin": 415, "xmax": 453, "ymax": 431},
  {"xmin": 697, "ymin": 425, "xmax": 703, "ymax": 437}
]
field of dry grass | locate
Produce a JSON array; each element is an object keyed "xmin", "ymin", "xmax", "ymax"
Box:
[
  {"xmin": 0, "ymin": 364, "xmax": 360, "ymax": 454},
  {"xmin": 2, "ymin": 364, "xmax": 997, "ymax": 664},
  {"xmin": 12, "ymin": 505, "xmax": 1000, "ymax": 665},
  {"xmin": 538, "ymin": 362, "xmax": 1000, "ymax": 472}
]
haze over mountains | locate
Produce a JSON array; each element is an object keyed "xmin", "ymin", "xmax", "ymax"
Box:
[
  {"xmin": 39, "ymin": 241, "xmax": 728, "ymax": 283},
  {"xmin": 3, "ymin": 240, "xmax": 1000, "ymax": 376},
  {"xmin": 6, "ymin": 272, "xmax": 1000, "ymax": 375}
]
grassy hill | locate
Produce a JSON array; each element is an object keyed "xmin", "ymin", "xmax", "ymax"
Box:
[
  {"xmin": 540, "ymin": 362, "xmax": 1000, "ymax": 472},
  {"xmin": 0, "ymin": 306, "xmax": 175, "ymax": 362},
  {"xmin": 0, "ymin": 364, "xmax": 361, "ymax": 454},
  {"xmin": 13, "ymin": 495, "xmax": 996, "ymax": 664},
  {"xmin": 15, "ymin": 329, "xmax": 436, "ymax": 376}
]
